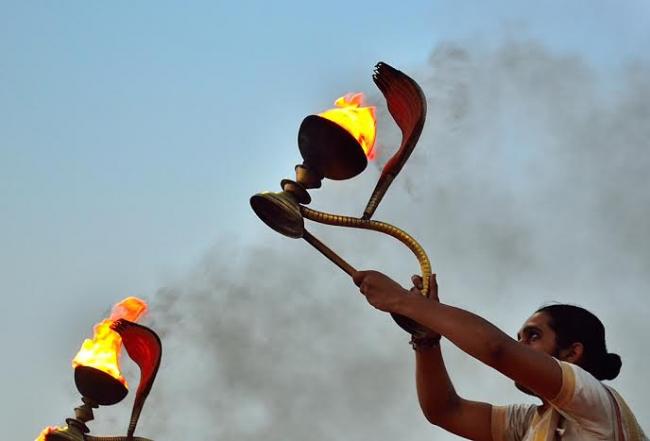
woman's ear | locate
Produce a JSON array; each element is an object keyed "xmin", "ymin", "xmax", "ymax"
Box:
[{"xmin": 560, "ymin": 342, "xmax": 584, "ymax": 364}]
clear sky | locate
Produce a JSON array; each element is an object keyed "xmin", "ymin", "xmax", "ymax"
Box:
[{"xmin": 1, "ymin": 1, "xmax": 649, "ymax": 440}]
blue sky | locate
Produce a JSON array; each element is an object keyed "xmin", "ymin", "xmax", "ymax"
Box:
[
  {"xmin": 1, "ymin": 1, "xmax": 649, "ymax": 439},
  {"xmin": 2, "ymin": 1, "xmax": 648, "ymax": 299}
]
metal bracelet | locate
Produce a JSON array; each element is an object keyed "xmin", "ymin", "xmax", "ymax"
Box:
[{"xmin": 409, "ymin": 335, "xmax": 441, "ymax": 350}]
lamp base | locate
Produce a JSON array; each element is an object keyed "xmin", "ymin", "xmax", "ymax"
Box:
[{"xmin": 44, "ymin": 397, "xmax": 96, "ymax": 441}]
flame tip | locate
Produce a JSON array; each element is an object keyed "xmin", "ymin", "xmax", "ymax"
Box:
[{"xmin": 318, "ymin": 92, "xmax": 377, "ymax": 158}]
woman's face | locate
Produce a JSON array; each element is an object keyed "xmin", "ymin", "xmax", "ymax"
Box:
[{"xmin": 516, "ymin": 311, "xmax": 560, "ymax": 357}]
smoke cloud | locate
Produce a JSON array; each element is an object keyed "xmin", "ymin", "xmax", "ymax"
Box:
[{"xmin": 95, "ymin": 39, "xmax": 649, "ymax": 440}]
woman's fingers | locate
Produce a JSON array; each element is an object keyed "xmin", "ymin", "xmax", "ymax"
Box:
[
  {"xmin": 352, "ymin": 270, "xmax": 367, "ymax": 287},
  {"xmin": 411, "ymin": 274, "xmax": 424, "ymax": 290},
  {"xmin": 411, "ymin": 273, "xmax": 438, "ymax": 299},
  {"xmin": 430, "ymin": 273, "xmax": 439, "ymax": 300}
]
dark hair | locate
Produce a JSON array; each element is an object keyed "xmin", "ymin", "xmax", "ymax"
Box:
[{"xmin": 536, "ymin": 304, "xmax": 622, "ymax": 381}]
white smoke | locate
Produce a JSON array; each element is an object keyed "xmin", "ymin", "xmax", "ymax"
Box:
[{"xmin": 93, "ymin": 39, "xmax": 649, "ymax": 440}]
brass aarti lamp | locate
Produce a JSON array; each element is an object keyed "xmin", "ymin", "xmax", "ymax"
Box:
[
  {"xmin": 250, "ymin": 62, "xmax": 431, "ymax": 336},
  {"xmin": 37, "ymin": 298, "xmax": 162, "ymax": 441}
]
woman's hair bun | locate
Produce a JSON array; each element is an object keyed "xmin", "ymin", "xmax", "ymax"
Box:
[{"xmin": 601, "ymin": 353, "xmax": 622, "ymax": 380}]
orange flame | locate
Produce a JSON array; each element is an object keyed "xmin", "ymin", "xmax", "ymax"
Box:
[
  {"xmin": 319, "ymin": 93, "xmax": 377, "ymax": 159},
  {"xmin": 72, "ymin": 297, "xmax": 148, "ymax": 387},
  {"xmin": 35, "ymin": 426, "xmax": 61, "ymax": 441}
]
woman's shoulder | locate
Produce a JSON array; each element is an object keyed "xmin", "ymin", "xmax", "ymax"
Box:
[
  {"xmin": 550, "ymin": 360, "xmax": 616, "ymax": 437},
  {"xmin": 549, "ymin": 360, "xmax": 610, "ymax": 408}
]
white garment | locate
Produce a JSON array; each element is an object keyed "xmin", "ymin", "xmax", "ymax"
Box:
[{"xmin": 491, "ymin": 361, "xmax": 647, "ymax": 441}]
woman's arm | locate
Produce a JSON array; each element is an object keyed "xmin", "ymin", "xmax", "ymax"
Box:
[
  {"xmin": 397, "ymin": 275, "xmax": 494, "ymax": 440},
  {"xmin": 416, "ymin": 344, "xmax": 494, "ymax": 441},
  {"xmin": 353, "ymin": 270, "xmax": 563, "ymax": 403}
]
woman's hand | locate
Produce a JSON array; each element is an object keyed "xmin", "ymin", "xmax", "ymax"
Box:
[
  {"xmin": 410, "ymin": 273, "xmax": 439, "ymax": 302},
  {"xmin": 353, "ymin": 271, "xmax": 442, "ymax": 338},
  {"xmin": 352, "ymin": 270, "xmax": 410, "ymax": 313},
  {"xmin": 410, "ymin": 273, "xmax": 441, "ymax": 341}
]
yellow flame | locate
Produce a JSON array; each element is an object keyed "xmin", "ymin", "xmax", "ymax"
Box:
[
  {"xmin": 319, "ymin": 93, "xmax": 376, "ymax": 159},
  {"xmin": 35, "ymin": 426, "xmax": 62, "ymax": 441},
  {"xmin": 72, "ymin": 297, "xmax": 148, "ymax": 386}
]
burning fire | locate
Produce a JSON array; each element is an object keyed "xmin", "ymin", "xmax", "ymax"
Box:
[
  {"xmin": 35, "ymin": 426, "xmax": 61, "ymax": 441},
  {"xmin": 319, "ymin": 93, "xmax": 376, "ymax": 159},
  {"xmin": 72, "ymin": 297, "xmax": 148, "ymax": 386}
]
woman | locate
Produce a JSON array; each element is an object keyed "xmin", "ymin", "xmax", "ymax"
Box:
[{"xmin": 352, "ymin": 270, "xmax": 646, "ymax": 441}]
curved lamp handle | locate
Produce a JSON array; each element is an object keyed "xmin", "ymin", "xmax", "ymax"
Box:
[
  {"xmin": 111, "ymin": 320, "xmax": 162, "ymax": 440},
  {"xmin": 362, "ymin": 62, "xmax": 427, "ymax": 220}
]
